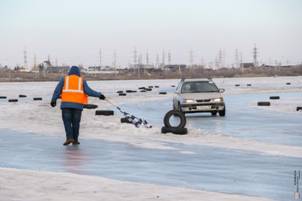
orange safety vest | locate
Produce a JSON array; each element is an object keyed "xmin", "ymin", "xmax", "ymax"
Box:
[{"xmin": 61, "ymin": 75, "xmax": 88, "ymax": 105}]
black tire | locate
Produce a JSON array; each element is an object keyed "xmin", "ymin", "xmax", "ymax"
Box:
[
  {"xmin": 219, "ymin": 108, "xmax": 225, "ymax": 116},
  {"xmin": 138, "ymin": 87, "xmax": 146, "ymax": 90},
  {"xmin": 296, "ymin": 106, "xmax": 302, "ymax": 111},
  {"xmin": 286, "ymin": 82, "xmax": 291, "ymax": 85},
  {"xmin": 95, "ymin": 110, "xmax": 114, "ymax": 116},
  {"xmin": 83, "ymin": 104, "xmax": 98, "ymax": 109},
  {"xmin": 145, "ymin": 88, "xmax": 152, "ymax": 91},
  {"xmin": 235, "ymin": 84, "xmax": 240, "ymax": 87},
  {"xmin": 19, "ymin": 94, "xmax": 27, "ymax": 98},
  {"xmin": 0, "ymin": 96, "xmax": 7, "ymax": 99},
  {"xmin": 159, "ymin": 92, "xmax": 167, "ymax": 95},
  {"xmin": 257, "ymin": 101, "xmax": 271, "ymax": 106},
  {"xmin": 161, "ymin": 127, "xmax": 188, "ymax": 135},
  {"xmin": 140, "ymin": 90, "xmax": 146, "ymax": 93},
  {"xmin": 119, "ymin": 93, "xmax": 127, "ymax": 96},
  {"xmin": 163, "ymin": 110, "xmax": 186, "ymax": 129},
  {"xmin": 126, "ymin": 90, "xmax": 137, "ymax": 93},
  {"xmin": 211, "ymin": 111, "xmax": 217, "ymax": 116},
  {"xmin": 116, "ymin": 90, "xmax": 123, "ymax": 94},
  {"xmin": 8, "ymin": 99, "xmax": 18, "ymax": 102},
  {"xmin": 247, "ymin": 84, "xmax": 252, "ymax": 87},
  {"xmin": 270, "ymin": 96, "xmax": 280, "ymax": 100},
  {"xmin": 33, "ymin": 97, "xmax": 42, "ymax": 101},
  {"xmin": 154, "ymin": 86, "xmax": 159, "ymax": 88},
  {"xmin": 148, "ymin": 86, "xmax": 153, "ymax": 88},
  {"xmin": 121, "ymin": 117, "xmax": 132, "ymax": 123}
]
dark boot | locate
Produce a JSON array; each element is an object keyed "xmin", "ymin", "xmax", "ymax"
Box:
[
  {"xmin": 63, "ymin": 139, "xmax": 74, "ymax": 146},
  {"xmin": 72, "ymin": 140, "xmax": 80, "ymax": 145}
]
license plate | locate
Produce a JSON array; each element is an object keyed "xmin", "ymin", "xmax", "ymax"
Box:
[{"xmin": 197, "ymin": 106, "xmax": 211, "ymax": 110}]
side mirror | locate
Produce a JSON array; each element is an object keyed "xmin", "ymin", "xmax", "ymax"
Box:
[{"xmin": 219, "ymin": 88, "xmax": 225, "ymax": 93}]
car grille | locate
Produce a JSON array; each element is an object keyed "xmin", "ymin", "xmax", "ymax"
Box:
[{"xmin": 196, "ymin": 99, "xmax": 211, "ymax": 103}]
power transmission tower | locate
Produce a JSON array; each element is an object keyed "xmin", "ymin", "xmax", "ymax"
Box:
[
  {"xmin": 32, "ymin": 54, "xmax": 37, "ymax": 71},
  {"xmin": 112, "ymin": 50, "xmax": 117, "ymax": 68},
  {"xmin": 133, "ymin": 47, "xmax": 137, "ymax": 66},
  {"xmin": 168, "ymin": 51, "xmax": 171, "ymax": 65},
  {"xmin": 235, "ymin": 49, "xmax": 239, "ymax": 68},
  {"xmin": 146, "ymin": 49, "xmax": 149, "ymax": 65},
  {"xmin": 23, "ymin": 48, "xmax": 27, "ymax": 69},
  {"xmin": 156, "ymin": 53, "xmax": 160, "ymax": 68},
  {"xmin": 253, "ymin": 44, "xmax": 258, "ymax": 67},
  {"xmin": 161, "ymin": 49, "xmax": 165, "ymax": 66}
]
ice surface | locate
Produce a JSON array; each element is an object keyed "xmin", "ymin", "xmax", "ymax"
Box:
[{"xmin": 0, "ymin": 76, "xmax": 301, "ymax": 201}]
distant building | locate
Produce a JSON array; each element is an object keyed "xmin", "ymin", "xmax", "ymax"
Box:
[
  {"xmin": 88, "ymin": 66, "xmax": 102, "ymax": 72},
  {"xmin": 163, "ymin": 64, "xmax": 186, "ymax": 71},
  {"xmin": 46, "ymin": 66, "xmax": 70, "ymax": 74},
  {"xmin": 130, "ymin": 64, "xmax": 155, "ymax": 69},
  {"xmin": 241, "ymin": 63, "xmax": 255, "ymax": 68}
]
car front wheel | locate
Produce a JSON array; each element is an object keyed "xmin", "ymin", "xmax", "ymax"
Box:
[{"xmin": 219, "ymin": 108, "xmax": 226, "ymax": 116}]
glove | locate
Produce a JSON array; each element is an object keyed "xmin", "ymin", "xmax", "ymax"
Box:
[
  {"xmin": 50, "ymin": 100, "xmax": 56, "ymax": 107},
  {"xmin": 99, "ymin": 94, "xmax": 106, "ymax": 100}
]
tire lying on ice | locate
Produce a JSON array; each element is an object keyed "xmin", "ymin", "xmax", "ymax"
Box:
[
  {"xmin": 286, "ymin": 82, "xmax": 291, "ymax": 85},
  {"xmin": 116, "ymin": 90, "xmax": 123, "ymax": 94},
  {"xmin": 296, "ymin": 106, "xmax": 302, "ymax": 111},
  {"xmin": 269, "ymin": 96, "xmax": 280, "ymax": 100},
  {"xmin": 138, "ymin": 87, "xmax": 146, "ymax": 90},
  {"xmin": 95, "ymin": 110, "xmax": 114, "ymax": 116},
  {"xmin": 119, "ymin": 93, "xmax": 127, "ymax": 96},
  {"xmin": 83, "ymin": 104, "xmax": 98, "ymax": 109},
  {"xmin": 163, "ymin": 110, "xmax": 186, "ymax": 129},
  {"xmin": 19, "ymin": 94, "xmax": 27, "ymax": 98},
  {"xmin": 235, "ymin": 84, "xmax": 240, "ymax": 87},
  {"xmin": 161, "ymin": 127, "xmax": 188, "ymax": 135},
  {"xmin": 159, "ymin": 91, "xmax": 167, "ymax": 95},
  {"xmin": 126, "ymin": 90, "xmax": 137, "ymax": 93},
  {"xmin": 8, "ymin": 99, "xmax": 18, "ymax": 102},
  {"xmin": 154, "ymin": 86, "xmax": 159, "ymax": 88},
  {"xmin": 246, "ymin": 84, "xmax": 252, "ymax": 87},
  {"xmin": 257, "ymin": 101, "xmax": 271, "ymax": 106},
  {"xmin": 0, "ymin": 96, "xmax": 7, "ymax": 99},
  {"xmin": 120, "ymin": 117, "xmax": 132, "ymax": 123},
  {"xmin": 33, "ymin": 97, "xmax": 42, "ymax": 101}
]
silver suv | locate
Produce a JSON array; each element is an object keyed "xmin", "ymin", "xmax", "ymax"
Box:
[{"xmin": 173, "ymin": 79, "xmax": 225, "ymax": 116}]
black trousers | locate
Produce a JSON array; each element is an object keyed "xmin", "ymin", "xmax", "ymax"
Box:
[{"xmin": 62, "ymin": 108, "xmax": 82, "ymax": 141}]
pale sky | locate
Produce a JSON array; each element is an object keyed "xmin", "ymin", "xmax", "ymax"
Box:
[{"xmin": 1, "ymin": 0, "xmax": 302, "ymax": 67}]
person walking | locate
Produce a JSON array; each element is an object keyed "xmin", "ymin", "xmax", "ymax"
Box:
[{"xmin": 50, "ymin": 66, "xmax": 105, "ymax": 145}]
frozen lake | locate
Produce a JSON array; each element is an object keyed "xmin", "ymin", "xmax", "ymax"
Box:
[{"xmin": 0, "ymin": 76, "xmax": 302, "ymax": 201}]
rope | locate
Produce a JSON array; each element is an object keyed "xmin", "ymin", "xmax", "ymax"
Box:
[{"xmin": 105, "ymin": 99, "xmax": 152, "ymax": 128}]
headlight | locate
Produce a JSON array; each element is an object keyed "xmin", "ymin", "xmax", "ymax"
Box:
[
  {"xmin": 184, "ymin": 99, "xmax": 195, "ymax": 103},
  {"xmin": 213, "ymin": 98, "xmax": 223, "ymax": 102}
]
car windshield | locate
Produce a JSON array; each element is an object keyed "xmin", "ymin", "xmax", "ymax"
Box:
[{"xmin": 181, "ymin": 81, "xmax": 219, "ymax": 93}]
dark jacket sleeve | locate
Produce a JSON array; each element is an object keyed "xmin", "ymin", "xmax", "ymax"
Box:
[
  {"xmin": 51, "ymin": 77, "xmax": 64, "ymax": 102},
  {"xmin": 83, "ymin": 80, "xmax": 102, "ymax": 97}
]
